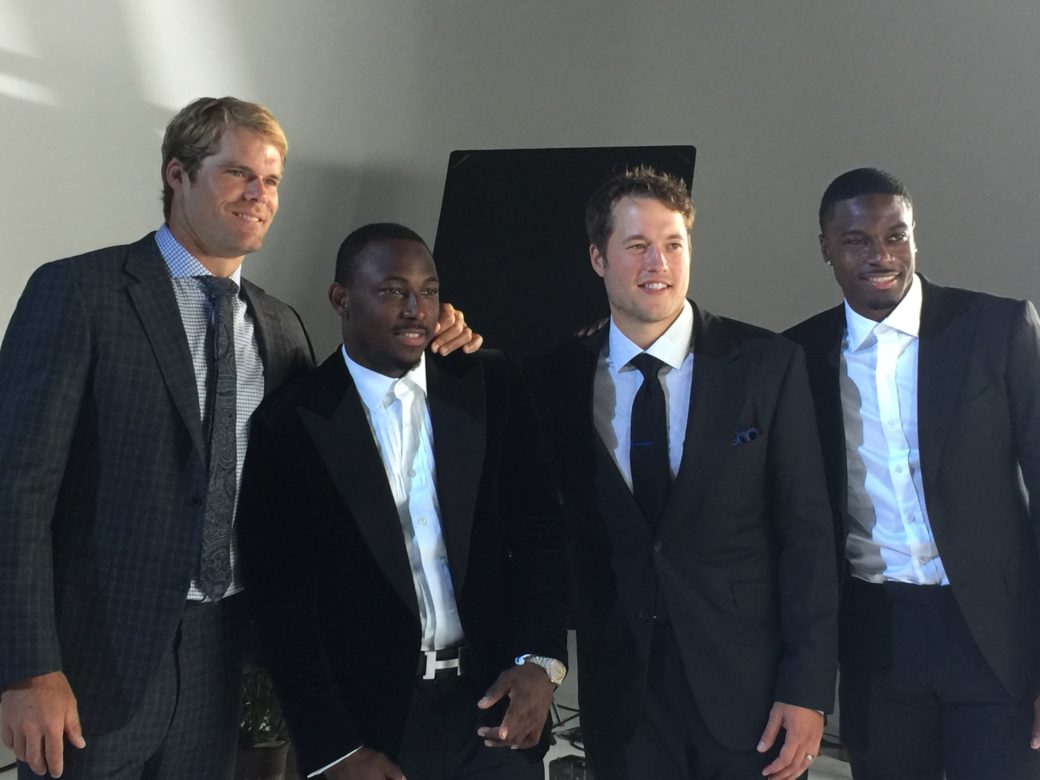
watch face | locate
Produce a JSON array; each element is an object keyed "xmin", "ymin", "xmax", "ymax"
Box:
[{"xmin": 546, "ymin": 659, "xmax": 566, "ymax": 685}]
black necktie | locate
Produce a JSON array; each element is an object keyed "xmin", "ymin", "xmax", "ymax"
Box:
[
  {"xmin": 629, "ymin": 353, "xmax": 671, "ymax": 529},
  {"xmin": 198, "ymin": 276, "xmax": 238, "ymax": 599}
]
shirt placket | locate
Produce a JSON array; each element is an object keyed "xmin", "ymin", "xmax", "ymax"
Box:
[{"xmin": 876, "ymin": 328, "xmax": 931, "ymax": 579}]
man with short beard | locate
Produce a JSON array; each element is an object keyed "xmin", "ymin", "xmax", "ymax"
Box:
[
  {"xmin": 785, "ymin": 167, "xmax": 1040, "ymax": 780},
  {"xmin": 237, "ymin": 223, "xmax": 567, "ymax": 780}
]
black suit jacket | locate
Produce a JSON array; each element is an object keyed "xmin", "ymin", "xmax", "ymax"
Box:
[
  {"xmin": 785, "ymin": 278, "xmax": 1040, "ymax": 703},
  {"xmin": 237, "ymin": 349, "xmax": 568, "ymax": 775},
  {"xmin": 525, "ymin": 303, "xmax": 838, "ymax": 762},
  {"xmin": 0, "ymin": 234, "xmax": 314, "ymax": 733}
]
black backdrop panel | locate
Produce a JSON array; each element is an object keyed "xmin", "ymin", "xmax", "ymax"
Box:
[{"xmin": 432, "ymin": 146, "xmax": 696, "ymax": 359}]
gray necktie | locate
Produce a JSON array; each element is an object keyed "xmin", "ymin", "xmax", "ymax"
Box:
[{"xmin": 198, "ymin": 276, "xmax": 238, "ymax": 599}]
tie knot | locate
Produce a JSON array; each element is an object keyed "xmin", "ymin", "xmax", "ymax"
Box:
[
  {"xmin": 197, "ymin": 276, "xmax": 239, "ymax": 301},
  {"xmin": 628, "ymin": 352, "xmax": 666, "ymax": 381}
]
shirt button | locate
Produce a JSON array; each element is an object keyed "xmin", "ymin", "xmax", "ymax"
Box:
[
  {"xmin": 895, "ymin": 465, "xmax": 904, "ymax": 474},
  {"xmin": 409, "ymin": 470, "xmax": 416, "ymax": 477},
  {"xmin": 887, "ymin": 419, "xmax": 898, "ymax": 428},
  {"xmin": 917, "ymin": 556, "xmax": 928, "ymax": 564},
  {"xmin": 418, "ymin": 517, "xmax": 428, "ymax": 526}
]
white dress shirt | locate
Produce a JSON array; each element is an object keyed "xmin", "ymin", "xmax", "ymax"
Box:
[
  {"xmin": 841, "ymin": 274, "xmax": 949, "ymax": 585},
  {"xmin": 341, "ymin": 346, "xmax": 465, "ymax": 649},
  {"xmin": 594, "ymin": 301, "xmax": 694, "ymax": 489}
]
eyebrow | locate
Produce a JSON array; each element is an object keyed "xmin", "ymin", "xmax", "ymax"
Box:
[
  {"xmin": 842, "ymin": 222, "xmax": 909, "ymax": 234},
  {"xmin": 621, "ymin": 232, "xmax": 686, "ymax": 242},
  {"xmin": 219, "ymin": 161, "xmax": 282, "ymax": 180},
  {"xmin": 379, "ymin": 275, "xmax": 439, "ymax": 284}
]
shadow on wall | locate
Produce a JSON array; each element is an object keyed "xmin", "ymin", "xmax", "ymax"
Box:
[{"xmin": 251, "ymin": 160, "xmax": 440, "ymax": 358}]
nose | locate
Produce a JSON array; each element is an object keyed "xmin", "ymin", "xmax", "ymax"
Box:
[
  {"xmin": 402, "ymin": 292, "xmax": 426, "ymax": 319},
  {"xmin": 244, "ymin": 177, "xmax": 272, "ymax": 202},
  {"xmin": 645, "ymin": 244, "xmax": 668, "ymax": 271},
  {"xmin": 869, "ymin": 240, "xmax": 893, "ymax": 265}
]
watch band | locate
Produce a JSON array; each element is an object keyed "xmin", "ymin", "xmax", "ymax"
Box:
[{"xmin": 515, "ymin": 653, "xmax": 567, "ymax": 686}]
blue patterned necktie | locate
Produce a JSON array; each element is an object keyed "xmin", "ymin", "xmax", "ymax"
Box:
[
  {"xmin": 629, "ymin": 353, "xmax": 671, "ymax": 530},
  {"xmin": 198, "ymin": 276, "xmax": 238, "ymax": 599}
]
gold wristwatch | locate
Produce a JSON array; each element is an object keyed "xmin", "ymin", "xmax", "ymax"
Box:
[{"xmin": 515, "ymin": 654, "xmax": 566, "ymax": 686}]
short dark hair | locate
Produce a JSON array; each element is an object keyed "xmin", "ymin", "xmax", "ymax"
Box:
[
  {"xmin": 818, "ymin": 167, "xmax": 912, "ymax": 230},
  {"xmin": 334, "ymin": 223, "xmax": 430, "ymax": 285},
  {"xmin": 161, "ymin": 96, "xmax": 287, "ymax": 221},
  {"xmin": 585, "ymin": 165, "xmax": 695, "ymax": 255}
]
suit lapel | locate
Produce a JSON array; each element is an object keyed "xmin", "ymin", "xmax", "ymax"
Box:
[
  {"xmin": 299, "ymin": 355, "xmax": 419, "ymax": 617},
  {"xmin": 665, "ymin": 305, "xmax": 747, "ymax": 527},
  {"xmin": 808, "ymin": 306, "xmax": 849, "ymax": 525},
  {"xmin": 240, "ymin": 279, "xmax": 279, "ymax": 396},
  {"xmin": 917, "ymin": 280, "xmax": 975, "ymax": 494},
  {"xmin": 572, "ymin": 331, "xmax": 645, "ymax": 527},
  {"xmin": 123, "ymin": 237, "xmax": 207, "ymax": 459},
  {"xmin": 426, "ymin": 356, "xmax": 485, "ymax": 597}
]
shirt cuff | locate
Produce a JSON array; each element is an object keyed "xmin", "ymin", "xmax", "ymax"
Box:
[{"xmin": 307, "ymin": 744, "xmax": 363, "ymax": 778}]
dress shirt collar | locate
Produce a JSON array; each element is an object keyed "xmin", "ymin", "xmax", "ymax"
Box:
[
  {"xmin": 844, "ymin": 272, "xmax": 923, "ymax": 351},
  {"xmin": 607, "ymin": 299, "xmax": 694, "ymax": 372},
  {"xmin": 155, "ymin": 224, "xmax": 243, "ymax": 285},
  {"xmin": 340, "ymin": 344, "xmax": 428, "ymax": 411}
]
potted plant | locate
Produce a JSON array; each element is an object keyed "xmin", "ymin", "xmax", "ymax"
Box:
[{"xmin": 235, "ymin": 663, "xmax": 291, "ymax": 780}]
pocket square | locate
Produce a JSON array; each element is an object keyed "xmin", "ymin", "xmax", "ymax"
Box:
[{"xmin": 731, "ymin": 426, "xmax": 760, "ymax": 446}]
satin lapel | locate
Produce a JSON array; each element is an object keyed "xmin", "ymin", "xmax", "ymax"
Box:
[
  {"xmin": 123, "ymin": 238, "xmax": 206, "ymax": 459},
  {"xmin": 298, "ymin": 355, "xmax": 419, "ymax": 618},
  {"xmin": 666, "ymin": 306, "xmax": 746, "ymax": 526},
  {"xmin": 917, "ymin": 281, "xmax": 975, "ymax": 494},
  {"xmin": 426, "ymin": 356, "xmax": 485, "ymax": 597}
]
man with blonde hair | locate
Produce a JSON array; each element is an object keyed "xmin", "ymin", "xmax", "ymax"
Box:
[{"xmin": 0, "ymin": 97, "xmax": 477, "ymax": 779}]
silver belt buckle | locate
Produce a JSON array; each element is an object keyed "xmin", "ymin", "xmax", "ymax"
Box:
[{"xmin": 422, "ymin": 649, "xmax": 461, "ymax": 680}]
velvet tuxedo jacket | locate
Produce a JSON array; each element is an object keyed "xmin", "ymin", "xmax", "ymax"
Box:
[
  {"xmin": 525, "ymin": 302, "xmax": 838, "ymax": 763},
  {"xmin": 237, "ymin": 349, "xmax": 568, "ymax": 776},
  {"xmin": 784, "ymin": 278, "xmax": 1040, "ymax": 704},
  {"xmin": 0, "ymin": 233, "xmax": 314, "ymax": 733}
]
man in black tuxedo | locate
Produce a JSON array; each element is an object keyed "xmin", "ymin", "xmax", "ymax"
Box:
[
  {"xmin": 526, "ymin": 167, "xmax": 838, "ymax": 780},
  {"xmin": 237, "ymin": 223, "xmax": 568, "ymax": 780},
  {"xmin": 784, "ymin": 167, "xmax": 1040, "ymax": 779},
  {"xmin": 0, "ymin": 99, "xmax": 476, "ymax": 779}
]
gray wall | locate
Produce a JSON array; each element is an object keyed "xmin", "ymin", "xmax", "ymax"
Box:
[{"xmin": 3, "ymin": 0, "xmax": 1038, "ymax": 355}]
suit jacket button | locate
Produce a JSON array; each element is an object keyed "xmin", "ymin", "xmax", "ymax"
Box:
[
  {"xmin": 653, "ymin": 541, "xmax": 663, "ymax": 553},
  {"xmin": 638, "ymin": 608, "xmax": 652, "ymax": 621}
]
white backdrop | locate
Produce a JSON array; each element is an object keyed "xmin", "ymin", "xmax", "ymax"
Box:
[{"xmin": 3, "ymin": 0, "xmax": 1038, "ymax": 355}]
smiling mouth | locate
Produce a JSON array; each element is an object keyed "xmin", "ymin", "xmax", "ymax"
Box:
[
  {"xmin": 232, "ymin": 212, "xmax": 264, "ymax": 224},
  {"xmin": 394, "ymin": 328, "xmax": 429, "ymax": 344},
  {"xmin": 639, "ymin": 281, "xmax": 671, "ymax": 291},
  {"xmin": 861, "ymin": 272, "xmax": 900, "ymax": 289}
]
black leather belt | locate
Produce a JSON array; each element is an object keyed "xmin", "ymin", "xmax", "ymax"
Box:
[{"xmin": 417, "ymin": 645, "xmax": 468, "ymax": 680}]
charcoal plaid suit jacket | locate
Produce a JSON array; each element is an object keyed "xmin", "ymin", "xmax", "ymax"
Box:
[{"xmin": 0, "ymin": 233, "xmax": 314, "ymax": 734}]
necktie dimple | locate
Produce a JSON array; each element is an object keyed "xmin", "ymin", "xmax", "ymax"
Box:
[
  {"xmin": 197, "ymin": 276, "xmax": 238, "ymax": 599},
  {"xmin": 629, "ymin": 353, "xmax": 671, "ymax": 530}
]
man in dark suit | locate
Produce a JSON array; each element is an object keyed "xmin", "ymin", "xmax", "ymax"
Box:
[
  {"xmin": 526, "ymin": 167, "xmax": 838, "ymax": 780},
  {"xmin": 237, "ymin": 223, "xmax": 568, "ymax": 780},
  {"xmin": 0, "ymin": 99, "xmax": 477, "ymax": 779},
  {"xmin": 784, "ymin": 167, "xmax": 1040, "ymax": 780}
]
